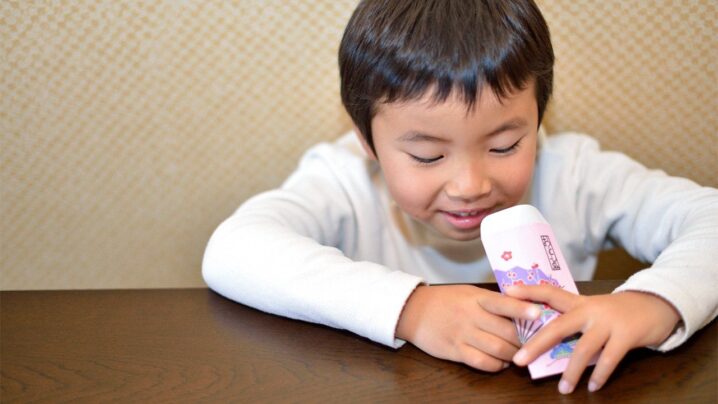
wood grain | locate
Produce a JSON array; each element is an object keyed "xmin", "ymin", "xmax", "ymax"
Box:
[{"xmin": 1, "ymin": 282, "xmax": 716, "ymax": 403}]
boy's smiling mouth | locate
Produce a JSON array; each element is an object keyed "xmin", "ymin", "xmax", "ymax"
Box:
[
  {"xmin": 441, "ymin": 208, "xmax": 493, "ymax": 231},
  {"xmin": 447, "ymin": 210, "xmax": 481, "ymax": 217}
]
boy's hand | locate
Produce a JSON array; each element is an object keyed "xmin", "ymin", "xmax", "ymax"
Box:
[
  {"xmin": 396, "ymin": 285, "xmax": 541, "ymax": 372},
  {"xmin": 506, "ymin": 285, "xmax": 681, "ymax": 394}
]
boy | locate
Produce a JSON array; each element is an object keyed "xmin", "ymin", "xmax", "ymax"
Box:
[{"xmin": 203, "ymin": 0, "xmax": 718, "ymax": 394}]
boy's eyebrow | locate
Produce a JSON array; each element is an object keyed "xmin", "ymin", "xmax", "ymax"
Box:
[
  {"xmin": 397, "ymin": 131, "xmax": 448, "ymax": 143},
  {"xmin": 485, "ymin": 117, "xmax": 529, "ymax": 137},
  {"xmin": 397, "ymin": 118, "xmax": 528, "ymax": 143}
]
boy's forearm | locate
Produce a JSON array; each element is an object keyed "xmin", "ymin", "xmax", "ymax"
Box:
[{"xmin": 204, "ymin": 208, "xmax": 422, "ymax": 347}]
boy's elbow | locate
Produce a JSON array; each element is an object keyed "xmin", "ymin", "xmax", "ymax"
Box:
[
  {"xmin": 201, "ymin": 208, "xmax": 286, "ymax": 295},
  {"xmin": 201, "ymin": 246, "xmax": 218, "ymax": 290},
  {"xmin": 201, "ymin": 235, "xmax": 219, "ymax": 290},
  {"xmin": 201, "ymin": 221, "xmax": 234, "ymax": 291}
]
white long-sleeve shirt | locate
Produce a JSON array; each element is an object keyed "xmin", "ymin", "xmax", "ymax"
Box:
[{"xmin": 203, "ymin": 132, "xmax": 718, "ymax": 351}]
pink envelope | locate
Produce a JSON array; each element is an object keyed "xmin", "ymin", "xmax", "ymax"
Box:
[{"xmin": 481, "ymin": 205, "xmax": 597, "ymax": 379}]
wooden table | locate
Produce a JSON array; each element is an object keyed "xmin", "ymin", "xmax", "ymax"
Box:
[{"xmin": 2, "ymin": 281, "xmax": 716, "ymax": 403}]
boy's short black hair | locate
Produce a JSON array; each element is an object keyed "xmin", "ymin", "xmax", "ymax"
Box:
[{"xmin": 339, "ymin": 0, "xmax": 554, "ymax": 153}]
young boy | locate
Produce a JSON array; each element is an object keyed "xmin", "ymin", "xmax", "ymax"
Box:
[{"xmin": 203, "ymin": 0, "xmax": 718, "ymax": 394}]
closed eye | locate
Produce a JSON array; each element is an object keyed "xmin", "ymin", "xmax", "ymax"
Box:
[
  {"xmin": 490, "ymin": 139, "xmax": 522, "ymax": 154},
  {"xmin": 408, "ymin": 154, "xmax": 443, "ymax": 165}
]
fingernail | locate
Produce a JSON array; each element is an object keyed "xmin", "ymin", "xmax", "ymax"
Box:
[
  {"xmin": 502, "ymin": 362, "xmax": 510, "ymax": 369},
  {"xmin": 558, "ymin": 379, "xmax": 574, "ymax": 395},
  {"xmin": 513, "ymin": 349, "xmax": 528, "ymax": 365},
  {"xmin": 527, "ymin": 306, "xmax": 541, "ymax": 319},
  {"xmin": 588, "ymin": 381, "xmax": 600, "ymax": 392}
]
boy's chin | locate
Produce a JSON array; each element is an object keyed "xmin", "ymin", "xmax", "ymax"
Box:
[
  {"xmin": 446, "ymin": 231, "xmax": 482, "ymax": 242},
  {"xmin": 430, "ymin": 225, "xmax": 483, "ymax": 242}
]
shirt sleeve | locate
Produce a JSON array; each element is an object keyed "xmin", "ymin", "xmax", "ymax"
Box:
[
  {"xmin": 202, "ymin": 141, "xmax": 422, "ymax": 348},
  {"xmin": 557, "ymin": 134, "xmax": 718, "ymax": 351}
]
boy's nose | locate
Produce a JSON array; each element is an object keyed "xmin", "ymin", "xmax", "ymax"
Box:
[{"xmin": 444, "ymin": 163, "xmax": 492, "ymax": 201}]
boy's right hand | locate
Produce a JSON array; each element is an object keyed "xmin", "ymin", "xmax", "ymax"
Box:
[{"xmin": 395, "ymin": 284, "xmax": 541, "ymax": 372}]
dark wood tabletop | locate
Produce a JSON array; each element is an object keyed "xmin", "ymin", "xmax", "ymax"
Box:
[{"xmin": 1, "ymin": 280, "xmax": 716, "ymax": 403}]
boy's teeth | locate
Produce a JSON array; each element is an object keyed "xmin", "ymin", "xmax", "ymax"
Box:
[{"xmin": 455, "ymin": 211, "xmax": 476, "ymax": 217}]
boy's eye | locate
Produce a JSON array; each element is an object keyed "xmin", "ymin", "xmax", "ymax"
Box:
[
  {"xmin": 409, "ymin": 154, "xmax": 443, "ymax": 165},
  {"xmin": 490, "ymin": 139, "xmax": 522, "ymax": 154}
]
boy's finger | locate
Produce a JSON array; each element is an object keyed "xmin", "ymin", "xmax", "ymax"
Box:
[
  {"xmin": 458, "ymin": 343, "xmax": 509, "ymax": 373},
  {"xmin": 556, "ymin": 329, "xmax": 606, "ymax": 395},
  {"xmin": 505, "ymin": 285, "xmax": 582, "ymax": 313},
  {"xmin": 587, "ymin": 337, "xmax": 630, "ymax": 392},
  {"xmin": 468, "ymin": 329, "xmax": 520, "ymax": 362},
  {"xmin": 513, "ymin": 311, "xmax": 584, "ymax": 366},
  {"xmin": 473, "ymin": 313, "xmax": 522, "ymax": 347},
  {"xmin": 478, "ymin": 293, "xmax": 542, "ymax": 320}
]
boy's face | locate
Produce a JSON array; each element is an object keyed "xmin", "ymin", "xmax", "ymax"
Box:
[{"xmin": 362, "ymin": 84, "xmax": 538, "ymax": 241}]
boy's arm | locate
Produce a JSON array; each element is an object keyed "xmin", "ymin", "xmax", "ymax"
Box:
[
  {"xmin": 545, "ymin": 134, "xmax": 718, "ymax": 349},
  {"xmin": 609, "ymin": 185, "xmax": 718, "ymax": 350},
  {"xmin": 202, "ymin": 142, "xmax": 422, "ymax": 347},
  {"xmin": 520, "ymin": 134, "xmax": 717, "ymax": 393}
]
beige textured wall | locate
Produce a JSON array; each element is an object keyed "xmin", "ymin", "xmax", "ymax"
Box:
[
  {"xmin": 540, "ymin": 1, "xmax": 717, "ymax": 182},
  {"xmin": 2, "ymin": 1, "xmax": 716, "ymax": 290}
]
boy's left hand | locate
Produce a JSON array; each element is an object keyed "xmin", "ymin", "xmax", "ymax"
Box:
[{"xmin": 505, "ymin": 285, "xmax": 681, "ymax": 394}]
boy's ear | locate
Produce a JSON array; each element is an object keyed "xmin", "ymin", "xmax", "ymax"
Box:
[{"xmin": 353, "ymin": 124, "xmax": 378, "ymax": 160}]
